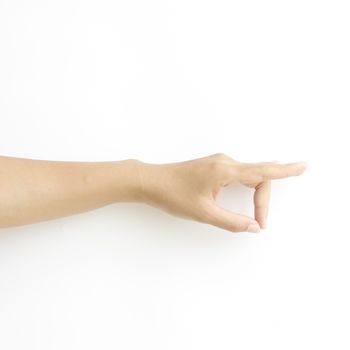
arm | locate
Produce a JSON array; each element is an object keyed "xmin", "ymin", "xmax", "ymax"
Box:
[
  {"xmin": 0, "ymin": 153, "xmax": 307, "ymax": 232},
  {"xmin": 0, "ymin": 155, "xmax": 141, "ymax": 228}
]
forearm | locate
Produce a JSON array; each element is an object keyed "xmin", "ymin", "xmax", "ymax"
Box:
[{"xmin": 0, "ymin": 155, "xmax": 142, "ymax": 228}]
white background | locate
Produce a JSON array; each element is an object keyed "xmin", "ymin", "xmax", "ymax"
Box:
[{"xmin": 0, "ymin": 0, "xmax": 349, "ymax": 349}]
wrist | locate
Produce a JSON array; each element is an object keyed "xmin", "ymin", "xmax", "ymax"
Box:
[
  {"xmin": 124, "ymin": 159, "xmax": 146, "ymax": 203},
  {"xmin": 132, "ymin": 159, "xmax": 154, "ymax": 204},
  {"xmin": 132, "ymin": 160, "xmax": 164, "ymax": 205},
  {"xmin": 110, "ymin": 159, "xmax": 146, "ymax": 203}
]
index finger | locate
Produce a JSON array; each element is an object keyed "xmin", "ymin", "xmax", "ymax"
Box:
[{"xmin": 255, "ymin": 161, "xmax": 308, "ymax": 181}]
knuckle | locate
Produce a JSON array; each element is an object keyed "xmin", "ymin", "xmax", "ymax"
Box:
[
  {"xmin": 240, "ymin": 166, "xmax": 263, "ymax": 184},
  {"xmin": 208, "ymin": 153, "xmax": 232, "ymax": 173},
  {"xmin": 212, "ymin": 152, "xmax": 229, "ymax": 161}
]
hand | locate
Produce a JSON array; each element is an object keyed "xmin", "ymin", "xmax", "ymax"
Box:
[{"xmin": 136, "ymin": 153, "xmax": 308, "ymax": 233}]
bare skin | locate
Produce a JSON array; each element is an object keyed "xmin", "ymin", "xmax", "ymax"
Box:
[{"xmin": 0, "ymin": 153, "xmax": 307, "ymax": 232}]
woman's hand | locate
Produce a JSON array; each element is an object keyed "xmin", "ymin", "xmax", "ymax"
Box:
[
  {"xmin": 0, "ymin": 153, "xmax": 306, "ymax": 230},
  {"xmin": 136, "ymin": 153, "xmax": 308, "ymax": 233}
]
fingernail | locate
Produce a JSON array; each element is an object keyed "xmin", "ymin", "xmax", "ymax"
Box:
[
  {"xmin": 263, "ymin": 216, "xmax": 268, "ymax": 229},
  {"xmin": 295, "ymin": 161, "xmax": 308, "ymax": 175},
  {"xmin": 297, "ymin": 161, "xmax": 308, "ymax": 168},
  {"xmin": 247, "ymin": 222, "xmax": 260, "ymax": 233}
]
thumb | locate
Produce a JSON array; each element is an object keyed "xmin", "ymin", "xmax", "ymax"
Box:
[{"xmin": 205, "ymin": 203, "xmax": 260, "ymax": 233}]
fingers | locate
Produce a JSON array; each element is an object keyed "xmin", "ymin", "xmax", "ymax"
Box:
[
  {"xmin": 254, "ymin": 181, "xmax": 270, "ymax": 229},
  {"xmin": 200, "ymin": 157, "xmax": 308, "ymax": 233},
  {"xmin": 205, "ymin": 202, "xmax": 261, "ymax": 233},
  {"xmin": 261, "ymin": 161, "xmax": 308, "ymax": 180},
  {"xmin": 239, "ymin": 161, "xmax": 308, "ymax": 183}
]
